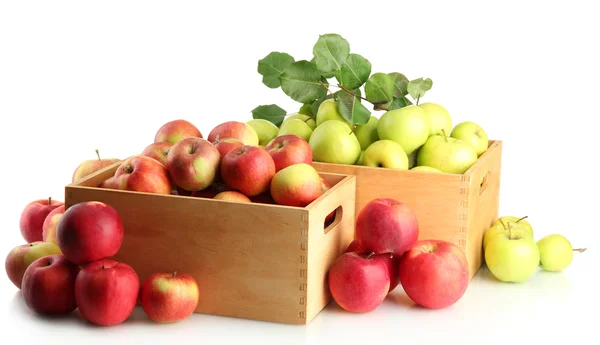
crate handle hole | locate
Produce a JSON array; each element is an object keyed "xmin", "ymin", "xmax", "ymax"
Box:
[
  {"xmin": 479, "ymin": 171, "xmax": 490, "ymax": 195},
  {"xmin": 323, "ymin": 205, "xmax": 343, "ymax": 234}
]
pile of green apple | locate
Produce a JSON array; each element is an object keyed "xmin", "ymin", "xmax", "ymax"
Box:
[
  {"xmin": 248, "ymin": 100, "xmax": 489, "ymax": 174},
  {"xmin": 483, "ymin": 215, "xmax": 587, "ymax": 283}
]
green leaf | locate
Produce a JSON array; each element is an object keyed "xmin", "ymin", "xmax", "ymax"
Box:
[
  {"xmin": 388, "ymin": 72, "xmax": 409, "ymax": 98},
  {"xmin": 298, "ymin": 103, "xmax": 313, "ymax": 116},
  {"xmin": 335, "ymin": 90, "xmax": 371, "ymax": 125},
  {"xmin": 257, "ymin": 52, "xmax": 295, "ymax": 89},
  {"xmin": 336, "ymin": 53, "xmax": 372, "ymax": 90},
  {"xmin": 407, "ymin": 77, "xmax": 433, "ymax": 100},
  {"xmin": 251, "ymin": 104, "xmax": 287, "ymax": 126},
  {"xmin": 364, "ymin": 73, "xmax": 395, "ymax": 104},
  {"xmin": 312, "ymin": 33, "xmax": 350, "ymax": 76},
  {"xmin": 280, "ymin": 60, "xmax": 328, "ymax": 104},
  {"xmin": 387, "ymin": 97, "xmax": 411, "ymax": 110}
]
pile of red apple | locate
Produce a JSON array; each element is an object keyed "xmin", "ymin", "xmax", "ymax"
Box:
[
  {"xmin": 5, "ymin": 200, "xmax": 200, "ymax": 326},
  {"xmin": 328, "ymin": 198, "xmax": 470, "ymax": 311},
  {"xmin": 94, "ymin": 119, "xmax": 330, "ymax": 209}
]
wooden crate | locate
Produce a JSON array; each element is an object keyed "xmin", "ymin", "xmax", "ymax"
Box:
[
  {"xmin": 64, "ymin": 163, "xmax": 356, "ymax": 325},
  {"xmin": 312, "ymin": 140, "xmax": 503, "ymax": 279}
]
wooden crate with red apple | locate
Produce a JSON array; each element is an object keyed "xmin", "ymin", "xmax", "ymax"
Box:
[{"xmin": 64, "ymin": 158, "xmax": 356, "ymax": 325}]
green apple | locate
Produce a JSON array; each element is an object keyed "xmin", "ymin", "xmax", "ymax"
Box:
[
  {"xmin": 450, "ymin": 121, "xmax": 489, "ymax": 157},
  {"xmin": 483, "ymin": 221, "xmax": 532, "ymax": 251},
  {"xmin": 353, "ymin": 116, "xmax": 379, "ymax": 150},
  {"xmin": 485, "ymin": 230, "xmax": 540, "ymax": 283},
  {"xmin": 362, "ymin": 140, "xmax": 409, "ymax": 169},
  {"xmin": 416, "ymin": 134, "xmax": 478, "ymax": 174},
  {"xmin": 356, "ymin": 150, "xmax": 365, "ymax": 165},
  {"xmin": 410, "ymin": 166, "xmax": 442, "ymax": 173},
  {"xmin": 418, "ymin": 102, "xmax": 452, "ymax": 137},
  {"xmin": 492, "ymin": 216, "xmax": 533, "ymax": 237},
  {"xmin": 278, "ymin": 119, "xmax": 313, "ymax": 142},
  {"xmin": 316, "ymin": 99, "xmax": 350, "ymax": 127},
  {"xmin": 377, "ymin": 105, "xmax": 430, "ymax": 155},
  {"xmin": 537, "ymin": 234, "xmax": 586, "ymax": 272},
  {"xmin": 246, "ymin": 119, "xmax": 280, "ymax": 146},
  {"xmin": 309, "ymin": 120, "xmax": 361, "ymax": 165},
  {"xmin": 283, "ymin": 113, "xmax": 316, "ymax": 130},
  {"xmin": 407, "ymin": 150, "xmax": 418, "ymax": 168}
]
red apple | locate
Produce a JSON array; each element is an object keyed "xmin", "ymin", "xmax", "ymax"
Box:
[
  {"xmin": 220, "ymin": 145, "xmax": 275, "ymax": 197},
  {"xmin": 328, "ymin": 252, "xmax": 390, "ymax": 313},
  {"xmin": 140, "ymin": 271, "xmax": 200, "ymax": 323},
  {"xmin": 72, "ymin": 149, "xmax": 120, "ymax": 182},
  {"xmin": 42, "ymin": 205, "xmax": 65, "ymax": 244},
  {"xmin": 355, "ymin": 198, "xmax": 419, "ymax": 256},
  {"xmin": 207, "ymin": 121, "xmax": 259, "ymax": 146},
  {"xmin": 343, "ymin": 240, "xmax": 400, "ymax": 293},
  {"xmin": 141, "ymin": 141, "xmax": 173, "ymax": 166},
  {"xmin": 166, "ymin": 137, "xmax": 221, "ymax": 191},
  {"xmin": 265, "ymin": 134, "xmax": 313, "ymax": 172},
  {"xmin": 270, "ymin": 163, "xmax": 323, "ymax": 207},
  {"xmin": 75, "ymin": 259, "xmax": 140, "ymax": 326},
  {"xmin": 21, "ymin": 254, "xmax": 80, "ymax": 315},
  {"xmin": 213, "ymin": 137, "xmax": 244, "ymax": 158},
  {"xmin": 345, "ymin": 239, "xmax": 366, "ymax": 253},
  {"xmin": 154, "ymin": 119, "xmax": 202, "ymax": 145},
  {"xmin": 99, "ymin": 176, "xmax": 117, "ymax": 189},
  {"xmin": 114, "ymin": 155, "xmax": 172, "ymax": 195},
  {"xmin": 5, "ymin": 241, "xmax": 63, "ymax": 289},
  {"xmin": 56, "ymin": 201, "xmax": 124, "ymax": 265},
  {"xmin": 399, "ymin": 240, "xmax": 469, "ymax": 309},
  {"xmin": 214, "ymin": 191, "xmax": 252, "ymax": 203},
  {"xmin": 19, "ymin": 197, "xmax": 64, "ymax": 243}
]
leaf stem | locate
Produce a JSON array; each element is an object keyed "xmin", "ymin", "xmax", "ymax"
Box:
[
  {"xmin": 337, "ymin": 84, "xmax": 368, "ymax": 102},
  {"xmin": 573, "ymin": 248, "xmax": 587, "ymax": 253},
  {"xmin": 319, "ymin": 81, "xmax": 333, "ymax": 96}
]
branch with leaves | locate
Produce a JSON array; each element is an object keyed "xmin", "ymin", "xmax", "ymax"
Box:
[{"xmin": 251, "ymin": 33, "xmax": 433, "ymax": 127}]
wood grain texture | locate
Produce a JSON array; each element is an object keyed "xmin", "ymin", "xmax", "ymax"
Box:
[
  {"xmin": 312, "ymin": 140, "xmax": 503, "ymax": 279},
  {"xmin": 65, "ymin": 164, "xmax": 356, "ymax": 325}
]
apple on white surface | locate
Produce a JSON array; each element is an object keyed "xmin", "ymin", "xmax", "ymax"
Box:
[
  {"xmin": 141, "ymin": 141, "xmax": 173, "ymax": 166},
  {"xmin": 485, "ymin": 227, "xmax": 540, "ymax": 283},
  {"xmin": 418, "ymin": 102, "xmax": 452, "ymax": 137},
  {"xmin": 154, "ymin": 119, "xmax": 202, "ymax": 145},
  {"xmin": 277, "ymin": 118, "xmax": 313, "ymax": 142},
  {"xmin": 265, "ymin": 134, "xmax": 313, "ymax": 172},
  {"xmin": 140, "ymin": 271, "xmax": 200, "ymax": 323},
  {"xmin": 353, "ymin": 115, "xmax": 380, "ymax": 150},
  {"xmin": 416, "ymin": 132, "xmax": 478, "ymax": 174},
  {"xmin": 246, "ymin": 119, "xmax": 279, "ymax": 146},
  {"xmin": 315, "ymin": 99, "xmax": 350, "ymax": 127},
  {"xmin": 344, "ymin": 241, "xmax": 401, "ymax": 293},
  {"xmin": 450, "ymin": 121, "xmax": 489, "ymax": 157},
  {"xmin": 361, "ymin": 139, "xmax": 409, "ymax": 169},
  {"xmin": 207, "ymin": 121, "xmax": 259, "ymax": 146},
  {"xmin": 166, "ymin": 137, "xmax": 221, "ymax": 191},
  {"xmin": 399, "ymin": 240, "xmax": 469, "ymax": 309},
  {"xmin": 19, "ymin": 197, "xmax": 64, "ymax": 243},
  {"xmin": 483, "ymin": 220, "xmax": 532, "ymax": 251},
  {"xmin": 5, "ymin": 241, "xmax": 63, "ymax": 289},
  {"xmin": 377, "ymin": 105, "xmax": 431, "ymax": 156},
  {"xmin": 492, "ymin": 215, "xmax": 533, "ymax": 237},
  {"xmin": 114, "ymin": 155, "xmax": 172, "ymax": 194},
  {"xmin": 309, "ymin": 120, "xmax": 361, "ymax": 165},
  {"xmin": 270, "ymin": 163, "xmax": 323, "ymax": 207},
  {"xmin": 537, "ymin": 234, "xmax": 587, "ymax": 272},
  {"xmin": 220, "ymin": 145, "xmax": 275, "ymax": 196},
  {"xmin": 72, "ymin": 149, "xmax": 120, "ymax": 182},
  {"xmin": 42, "ymin": 205, "xmax": 66, "ymax": 244}
]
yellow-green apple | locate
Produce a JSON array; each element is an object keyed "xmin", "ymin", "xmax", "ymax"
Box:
[
  {"xmin": 537, "ymin": 234, "xmax": 585, "ymax": 272},
  {"xmin": 483, "ymin": 221, "xmax": 532, "ymax": 251},
  {"xmin": 99, "ymin": 176, "xmax": 117, "ymax": 189},
  {"xmin": 277, "ymin": 118, "xmax": 313, "ymax": 142},
  {"xmin": 19, "ymin": 197, "xmax": 64, "ymax": 243},
  {"xmin": 343, "ymin": 242, "xmax": 400, "ymax": 293},
  {"xmin": 139, "ymin": 271, "xmax": 200, "ymax": 323},
  {"xmin": 328, "ymin": 252, "xmax": 390, "ymax": 313},
  {"xmin": 410, "ymin": 166, "xmax": 442, "ymax": 173},
  {"xmin": 399, "ymin": 240, "xmax": 469, "ymax": 309},
  {"xmin": 42, "ymin": 205, "xmax": 65, "ymax": 244},
  {"xmin": 207, "ymin": 121, "xmax": 259, "ymax": 146},
  {"xmin": 75, "ymin": 259, "xmax": 140, "ymax": 326},
  {"xmin": 492, "ymin": 216, "xmax": 533, "ymax": 237},
  {"xmin": 213, "ymin": 137, "xmax": 244, "ymax": 158},
  {"xmin": 450, "ymin": 121, "xmax": 489, "ymax": 157},
  {"xmin": 141, "ymin": 141, "xmax": 173, "ymax": 166},
  {"xmin": 166, "ymin": 137, "xmax": 221, "ymax": 191},
  {"xmin": 154, "ymin": 119, "xmax": 202, "ymax": 145},
  {"xmin": 56, "ymin": 201, "xmax": 124, "ymax": 265},
  {"xmin": 416, "ymin": 134, "xmax": 477, "ymax": 174},
  {"xmin": 270, "ymin": 163, "xmax": 323, "ymax": 207},
  {"xmin": 309, "ymin": 120, "xmax": 361, "ymax": 165},
  {"xmin": 5, "ymin": 241, "xmax": 62, "ymax": 289},
  {"xmin": 485, "ymin": 229, "xmax": 540, "ymax": 283},
  {"xmin": 407, "ymin": 150, "xmax": 419, "ymax": 169},
  {"xmin": 265, "ymin": 134, "xmax": 313, "ymax": 172},
  {"xmin": 418, "ymin": 102, "xmax": 452, "ymax": 137},
  {"xmin": 114, "ymin": 155, "xmax": 172, "ymax": 195},
  {"xmin": 315, "ymin": 99, "xmax": 350, "ymax": 127},
  {"xmin": 21, "ymin": 254, "xmax": 80, "ymax": 315},
  {"xmin": 377, "ymin": 105, "xmax": 431, "ymax": 156},
  {"xmin": 362, "ymin": 140, "xmax": 409, "ymax": 169},
  {"xmin": 246, "ymin": 119, "xmax": 279, "ymax": 146},
  {"xmin": 355, "ymin": 198, "xmax": 419, "ymax": 256},
  {"xmin": 283, "ymin": 113, "xmax": 316, "ymax": 130},
  {"xmin": 356, "ymin": 150, "xmax": 365, "ymax": 165},
  {"xmin": 214, "ymin": 191, "xmax": 252, "ymax": 203},
  {"xmin": 220, "ymin": 145, "xmax": 275, "ymax": 196},
  {"xmin": 353, "ymin": 115, "xmax": 379, "ymax": 150},
  {"xmin": 72, "ymin": 149, "xmax": 120, "ymax": 182}
]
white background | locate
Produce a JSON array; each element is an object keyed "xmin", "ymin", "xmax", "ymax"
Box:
[{"xmin": 1, "ymin": 0, "xmax": 598, "ymax": 344}]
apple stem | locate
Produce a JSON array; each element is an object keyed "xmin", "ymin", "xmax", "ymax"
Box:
[
  {"xmin": 416, "ymin": 95, "xmax": 420, "ymax": 105},
  {"xmin": 172, "ymin": 271, "xmax": 178, "ymax": 277},
  {"xmin": 516, "ymin": 216, "xmax": 529, "ymax": 223},
  {"xmin": 507, "ymin": 222, "xmax": 513, "ymax": 239},
  {"xmin": 573, "ymin": 248, "xmax": 587, "ymax": 253},
  {"xmin": 440, "ymin": 129, "xmax": 448, "ymax": 142},
  {"xmin": 499, "ymin": 219, "xmax": 507, "ymax": 231},
  {"xmin": 366, "ymin": 252, "xmax": 376, "ymax": 260},
  {"xmin": 101, "ymin": 265, "xmax": 105, "ymax": 270},
  {"xmin": 95, "ymin": 149, "xmax": 101, "ymax": 161},
  {"xmin": 123, "ymin": 164, "xmax": 133, "ymax": 173},
  {"xmin": 29, "ymin": 243, "xmax": 33, "ymax": 247},
  {"xmin": 48, "ymin": 196, "xmax": 52, "ymax": 205},
  {"xmin": 389, "ymin": 252, "xmax": 393, "ymax": 259}
]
